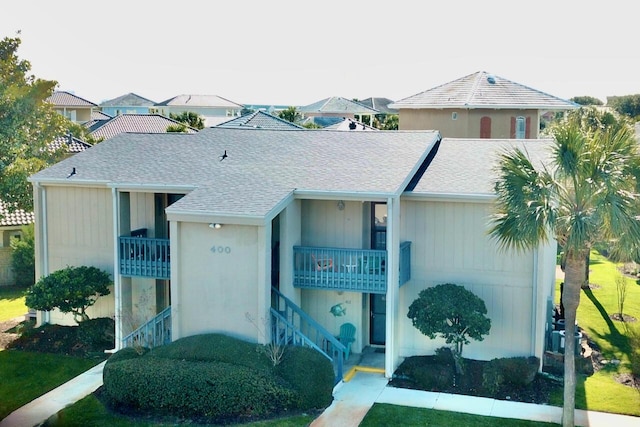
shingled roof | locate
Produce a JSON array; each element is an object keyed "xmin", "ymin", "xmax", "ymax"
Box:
[
  {"xmin": 87, "ymin": 114, "xmax": 198, "ymax": 140},
  {"xmin": 298, "ymin": 97, "xmax": 379, "ymax": 115},
  {"xmin": 216, "ymin": 111, "xmax": 303, "ymax": 130},
  {"xmin": 410, "ymin": 137, "xmax": 554, "ymax": 197},
  {"xmin": 100, "ymin": 92, "xmax": 156, "ymax": 107},
  {"xmin": 155, "ymin": 94, "xmax": 243, "ymax": 108},
  {"xmin": 46, "ymin": 91, "xmax": 97, "ymax": 107},
  {"xmin": 390, "ymin": 71, "xmax": 579, "ymax": 110},
  {"xmin": 0, "ymin": 201, "xmax": 34, "ymax": 227},
  {"xmin": 30, "ymin": 129, "xmax": 440, "ymax": 222},
  {"xmin": 47, "ymin": 134, "xmax": 92, "ymax": 153},
  {"xmin": 357, "ymin": 97, "xmax": 397, "ymax": 114}
]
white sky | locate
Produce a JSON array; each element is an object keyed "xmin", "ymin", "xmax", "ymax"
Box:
[{"xmin": 2, "ymin": 0, "xmax": 638, "ymax": 107}]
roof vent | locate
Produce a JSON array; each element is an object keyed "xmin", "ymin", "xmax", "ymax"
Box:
[{"xmin": 487, "ymin": 75, "xmax": 496, "ymax": 84}]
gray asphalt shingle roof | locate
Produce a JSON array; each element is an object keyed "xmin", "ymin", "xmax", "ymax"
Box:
[
  {"xmin": 411, "ymin": 138, "xmax": 554, "ymax": 196},
  {"xmin": 30, "ymin": 129, "xmax": 440, "ymax": 219},
  {"xmin": 46, "ymin": 91, "xmax": 97, "ymax": 107},
  {"xmin": 100, "ymin": 92, "xmax": 156, "ymax": 107},
  {"xmin": 155, "ymin": 94, "xmax": 243, "ymax": 108},
  {"xmin": 390, "ymin": 71, "xmax": 579, "ymax": 110},
  {"xmin": 299, "ymin": 97, "xmax": 379, "ymax": 115},
  {"xmin": 215, "ymin": 111, "xmax": 303, "ymax": 129},
  {"xmin": 87, "ymin": 114, "xmax": 198, "ymax": 140}
]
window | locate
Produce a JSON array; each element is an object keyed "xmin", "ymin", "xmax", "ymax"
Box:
[
  {"xmin": 515, "ymin": 116, "xmax": 526, "ymax": 139},
  {"xmin": 480, "ymin": 116, "xmax": 491, "ymax": 138},
  {"xmin": 451, "ymin": 112, "xmax": 458, "ymax": 120}
]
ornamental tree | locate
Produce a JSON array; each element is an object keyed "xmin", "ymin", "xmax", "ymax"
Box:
[
  {"xmin": 407, "ymin": 283, "xmax": 491, "ymax": 359},
  {"xmin": 26, "ymin": 266, "xmax": 112, "ymax": 323}
]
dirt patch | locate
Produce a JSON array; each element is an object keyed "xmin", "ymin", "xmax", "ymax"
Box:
[
  {"xmin": 609, "ymin": 313, "xmax": 637, "ymax": 323},
  {"xmin": 0, "ymin": 317, "xmax": 24, "ymax": 350}
]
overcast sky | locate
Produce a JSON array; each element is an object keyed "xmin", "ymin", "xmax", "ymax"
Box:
[{"xmin": 2, "ymin": 0, "xmax": 638, "ymax": 107}]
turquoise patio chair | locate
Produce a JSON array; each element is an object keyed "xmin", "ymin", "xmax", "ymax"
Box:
[{"xmin": 337, "ymin": 322, "xmax": 356, "ymax": 360}]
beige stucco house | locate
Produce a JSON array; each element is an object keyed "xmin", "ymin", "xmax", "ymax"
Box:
[
  {"xmin": 46, "ymin": 91, "xmax": 98, "ymax": 124},
  {"xmin": 389, "ymin": 71, "xmax": 578, "ymax": 138},
  {"xmin": 150, "ymin": 94, "xmax": 244, "ymax": 127},
  {"xmin": 28, "ymin": 128, "xmax": 557, "ymax": 380}
]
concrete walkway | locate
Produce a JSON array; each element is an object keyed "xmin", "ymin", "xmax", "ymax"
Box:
[
  {"xmin": 0, "ymin": 361, "xmax": 105, "ymax": 427},
  {"xmin": 2, "ymin": 360, "xmax": 639, "ymax": 427}
]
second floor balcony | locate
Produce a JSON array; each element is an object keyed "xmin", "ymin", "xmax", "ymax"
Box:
[
  {"xmin": 119, "ymin": 236, "xmax": 170, "ymax": 279},
  {"xmin": 293, "ymin": 242, "xmax": 411, "ymax": 294}
]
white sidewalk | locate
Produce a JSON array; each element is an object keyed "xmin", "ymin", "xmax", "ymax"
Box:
[{"xmin": 0, "ymin": 360, "xmax": 106, "ymax": 427}]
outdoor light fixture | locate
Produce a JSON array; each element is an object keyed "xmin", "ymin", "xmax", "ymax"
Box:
[
  {"xmin": 337, "ymin": 200, "xmax": 345, "ymax": 211},
  {"xmin": 209, "ymin": 223, "xmax": 222, "ymax": 229}
]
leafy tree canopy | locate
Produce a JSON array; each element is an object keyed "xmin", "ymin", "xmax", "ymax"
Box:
[
  {"xmin": 407, "ymin": 283, "xmax": 491, "ymax": 356},
  {"xmin": 0, "ymin": 34, "xmax": 68, "ymax": 212},
  {"xmin": 25, "ymin": 265, "xmax": 112, "ymax": 323},
  {"xmin": 169, "ymin": 111, "xmax": 205, "ymax": 130},
  {"xmin": 278, "ymin": 106, "xmax": 301, "ymax": 124},
  {"xmin": 10, "ymin": 223, "xmax": 34, "ymax": 287},
  {"xmin": 607, "ymin": 94, "xmax": 640, "ymax": 119},
  {"xmin": 569, "ymin": 96, "xmax": 603, "ymax": 106}
]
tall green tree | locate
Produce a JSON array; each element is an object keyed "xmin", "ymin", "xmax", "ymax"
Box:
[
  {"xmin": 488, "ymin": 118, "xmax": 640, "ymax": 427},
  {"xmin": 278, "ymin": 106, "xmax": 301, "ymax": 124},
  {"xmin": 0, "ymin": 34, "xmax": 66, "ymax": 212},
  {"xmin": 169, "ymin": 111, "xmax": 205, "ymax": 130}
]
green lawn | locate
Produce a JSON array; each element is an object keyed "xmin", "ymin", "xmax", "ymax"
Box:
[
  {"xmin": 0, "ymin": 351, "xmax": 100, "ymax": 419},
  {"xmin": 361, "ymin": 403, "xmax": 558, "ymax": 427},
  {"xmin": 550, "ymin": 250, "xmax": 640, "ymax": 416},
  {"xmin": 0, "ymin": 285, "xmax": 28, "ymax": 321}
]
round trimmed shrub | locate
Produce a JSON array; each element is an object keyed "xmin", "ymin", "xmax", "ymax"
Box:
[{"xmin": 277, "ymin": 345, "xmax": 334, "ymax": 409}]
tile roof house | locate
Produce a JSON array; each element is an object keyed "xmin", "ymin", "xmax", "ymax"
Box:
[
  {"xmin": 0, "ymin": 200, "xmax": 34, "ymax": 285},
  {"xmin": 357, "ymin": 97, "xmax": 397, "ymax": 115},
  {"xmin": 298, "ymin": 96, "xmax": 379, "ymax": 124},
  {"xmin": 322, "ymin": 117, "xmax": 377, "ymax": 131},
  {"xmin": 151, "ymin": 94, "xmax": 244, "ymax": 127},
  {"xmin": 389, "ymin": 71, "xmax": 578, "ymax": 138},
  {"xmin": 46, "ymin": 91, "xmax": 98, "ymax": 123},
  {"xmin": 99, "ymin": 93, "xmax": 156, "ymax": 117},
  {"xmin": 86, "ymin": 114, "xmax": 198, "ymax": 141},
  {"xmin": 215, "ymin": 111, "xmax": 303, "ymax": 130},
  {"xmin": 29, "ymin": 128, "xmax": 557, "ymax": 382},
  {"xmin": 47, "ymin": 134, "xmax": 93, "ymax": 154}
]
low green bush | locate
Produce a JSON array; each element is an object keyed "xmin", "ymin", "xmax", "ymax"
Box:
[
  {"xmin": 103, "ymin": 357, "xmax": 296, "ymax": 423},
  {"xmin": 77, "ymin": 317, "xmax": 115, "ymax": 350},
  {"xmin": 394, "ymin": 354, "xmax": 454, "ymax": 391},
  {"xmin": 482, "ymin": 356, "xmax": 539, "ymax": 394},
  {"xmin": 277, "ymin": 345, "xmax": 334, "ymax": 409},
  {"xmin": 103, "ymin": 334, "xmax": 335, "ymax": 423}
]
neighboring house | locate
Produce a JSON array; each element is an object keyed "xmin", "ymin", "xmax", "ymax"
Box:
[
  {"xmin": 0, "ymin": 202, "xmax": 33, "ymax": 286},
  {"xmin": 0, "ymin": 134, "xmax": 91, "ymax": 287},
  {"xmin": 322, "ymin": 118, "xmax": 377, "ymax": 131},
  {"xmin": 389, "ymin": 71, "xmax": 578, "ymax": 138},
  {"xmin": 29, "ymin": 129, "xmax": 557, "ymax": 381},
  {"xmin": 46, "ymin": 91, "xmax": 98, "ymax": 123},
  {"xmin": 151, "ymin": 95, "xmax": 244, "ymax": 127},
  {"xmin": 298, "ymin": 96, "xmax": 379, "ymax": 124},
  {"xmin": 242, "ymin": 104, "xmax": 291, "ymax": 116},
  {"xmin": 86, "ymin": 114, "xmax": 198, "ymax": 141},
  {"xmin": 215, "ymin": 111, "xmax": 304, "ymax": 130},
  {"xmin": 100, "ymin": 93, "xmax": 156, "ymax": 117}
]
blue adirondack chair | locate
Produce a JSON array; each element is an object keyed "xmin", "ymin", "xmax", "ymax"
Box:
[{"xmin": 337, "ymin": 322, "xmax": 356, "ymax": 360}]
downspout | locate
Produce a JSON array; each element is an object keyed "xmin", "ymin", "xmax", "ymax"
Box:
[
  {"xmin": 112, "ymin": 188, "xmax": 122, "ymax": 350},
  {"xmin": 530, "ymin": 248, "xmax": 539, "ymax": 356},
  {"xmin": 39, "ymin": 183, "xmax": 50, "ymax": 324}
]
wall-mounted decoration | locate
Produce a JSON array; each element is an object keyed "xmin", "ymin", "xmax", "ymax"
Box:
[{"xmin": 330, "ymin": 302, "xmax": 347, "ymax": 317}]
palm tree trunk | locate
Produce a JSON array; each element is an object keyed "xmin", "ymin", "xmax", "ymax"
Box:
[{"xmin": 561, "ymin": 254, "xmax": 585, "ymax": 427}]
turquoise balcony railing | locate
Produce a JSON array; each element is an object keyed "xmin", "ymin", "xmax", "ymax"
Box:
[
  {"xmin": 119, "ymin": 236, "xmax": 170, "ymax": 279},
  {"xmin": 293, "ymin": 242, "xmax": 411, "ymax": 294}
]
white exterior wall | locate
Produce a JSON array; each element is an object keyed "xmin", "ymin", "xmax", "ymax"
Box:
[
  {"xmin": 300, "ymin": 200, "xmax": 366, "ymax": 353},
  {"xmin": 399, "ymin": 199, "xmax": 537, "ymax": 361},
  {"xmin": 38, "ymin": 186, "xmax": 115, "ymax": 325},
  {"xmin": 172, "ymin": 221, "xmax": 267, "ymax": 343}
]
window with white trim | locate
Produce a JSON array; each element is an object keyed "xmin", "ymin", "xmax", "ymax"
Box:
[{"xmin": 515, "ymin": 116, "xmax": 526, "ymax": 139}]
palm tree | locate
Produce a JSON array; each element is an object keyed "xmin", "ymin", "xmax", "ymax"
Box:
[{"xmin": 488, "ymin": 118, "xmax": 640, "ymax": 427}]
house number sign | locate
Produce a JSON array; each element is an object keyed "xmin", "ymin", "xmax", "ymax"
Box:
[{"xmin": 210, "ymin": 246, "xmax": 231, "ymax": 254}]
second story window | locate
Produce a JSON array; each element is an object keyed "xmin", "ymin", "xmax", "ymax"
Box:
[{"xmin": 515, "ymin": 116, "xmax": 526, "ymax": 139}]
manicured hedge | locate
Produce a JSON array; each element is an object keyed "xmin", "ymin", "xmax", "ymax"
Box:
[{"xmin": 103, "ymin": 333, "xmax": 334, "ymax": 423}]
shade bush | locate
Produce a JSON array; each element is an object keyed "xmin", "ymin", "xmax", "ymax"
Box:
[
  {"xmin": 482, "ymin": 356, "xmax": 540, "ymax": 394},
  {"xmin": 103, "ymin": 334, "xmax": 334, "ymax": 423},
  {"xmin": 276, "ymin": 345, "xmax": 334, "ymax": 409}
]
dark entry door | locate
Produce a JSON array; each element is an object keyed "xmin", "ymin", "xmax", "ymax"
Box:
[{"xmin": 370, "ymin": 294, "xmax": 386, "ymax": 345}]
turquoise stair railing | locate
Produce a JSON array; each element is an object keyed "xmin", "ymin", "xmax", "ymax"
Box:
[
  {"xmin": 122, "ymin": 306, "xmax": 171, "ymax": 349},
  {"xmin": 271, "ymin": 287, "xmax": 346, "ymax": 383}
]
